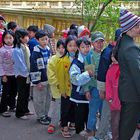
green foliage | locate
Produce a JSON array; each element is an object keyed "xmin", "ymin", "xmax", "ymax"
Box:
[{"xmin": 72, "ymin": 0, "xmax": 129, "ymax": 39}]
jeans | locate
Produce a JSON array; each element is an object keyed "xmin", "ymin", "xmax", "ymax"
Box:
[{"xmin": 87, "ymin": 87, "xmax": 103, "ymax": 131}]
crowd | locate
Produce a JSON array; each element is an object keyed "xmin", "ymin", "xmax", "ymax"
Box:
[{"xmin": 0, "ymin": 9, "xmax": 140, "ymax": 140}]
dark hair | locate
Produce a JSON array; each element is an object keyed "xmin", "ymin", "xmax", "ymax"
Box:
[
  {"xmin": 70, "ymin": 24, "xmax": 78, "ymax": 30},
  {"xmin": 14, "ymin": 29, "xmax": 28, "ymax": 48},
  {"xmin": 62, "ymin": 35, "xmax": 77, "ymax": 57},
  {"xmin": 27, "ymin": 25, "xmax": 38, "ymax": 33},
  {"xmin": 35, "ymin": 30, "xmax": 47, "ymax": 40},
  {"xmin": 113, "ymin": 33, "xmax": 125, "ymax": 61},
  {"xmin": 7, "ymin": 21, "xmax": 17, "ymax": 31},
  {"xmin": 67, "ymin": 29, "xmax": 78, "ymax": 37},
  {"xmin": 56, "ymin": 39, "xmax": 65, "ymax": 49},
  {"xmin": 2, "ymin": 29, "xmax": 15, "ymax": 45},
  {"xmin": 76, "ymin": 37, "xmax": 91, "ymax": 48}
]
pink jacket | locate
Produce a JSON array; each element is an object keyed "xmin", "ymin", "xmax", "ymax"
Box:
[
  {"xmin": 106, "ymin": 63, "xmax": 121, "ymax": 111},
  {"xmin": 0, "ymin": 45, "xmax": 14, "ymax": 76}
]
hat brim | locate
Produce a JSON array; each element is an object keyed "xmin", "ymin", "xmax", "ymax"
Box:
[{"xmin": 91, "ymin": 37, "xmax": 105, "ymax": 43}]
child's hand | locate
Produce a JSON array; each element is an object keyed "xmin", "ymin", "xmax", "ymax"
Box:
[
  {"xmin": 61, "ymin": 93, "xmax": 67, "ymax": 98},
  {"xmin": 85, "ymin": 91, "xmax": 91, "ymax": 100},
  {"xmin": 99, "ymin": 90, "xmax": 105, "ymax": 99},
  {"xmin": 36, "ymin": 83, "xmax": 44, "ymax": 91},
  {"xmin": 2, "ymin": 76, "xmax": 8, "ymax": 83},
  {"xmin": 87, "ymin": 69, "xmax": 94, "ymax": 77}
]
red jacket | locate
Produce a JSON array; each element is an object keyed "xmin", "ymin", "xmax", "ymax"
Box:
[{"xmin": 106, "ymin": 63, "xmax": 121, "ymax": 111}]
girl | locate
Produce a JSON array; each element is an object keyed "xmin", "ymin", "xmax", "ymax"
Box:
[
  {"xmin": 47, "ymin": 39, "xmax": 65, "ymax": 134},
  {"xmin": 106, "ymin": 52, "xmax": 121, "ymax": 140},
  {"xmin": 12, "ymin": 29, "xmax": 32, "ymax": 120},
  {"xmin": 59, "ymin": 35, "xmax": 77, "ymax": 138},
  {"xmin": 0, "ymin": 30, "xmax": 17, "ymax": 117},
  {"xmin": 69, "ymin": 37, "xmax": 93, "ymax": 136}
]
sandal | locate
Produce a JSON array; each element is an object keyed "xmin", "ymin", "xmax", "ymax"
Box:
[
  {"xmin": 61, "ymin": 127, "xmax": 72, "ymax": 138},
  {"xmin": 47, "ymin": 124, "xmax": 55, "ymax": 134}
]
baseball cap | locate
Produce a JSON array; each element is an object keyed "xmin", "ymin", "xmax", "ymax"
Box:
[{"xmin": 91, "ymin": 31, "xmax": 105, "ymax": 43}]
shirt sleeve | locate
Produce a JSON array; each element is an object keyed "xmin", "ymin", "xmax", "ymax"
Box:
[
  {"xmin": 47, "ymin": 57, "xmax": 59, "ymax": 86},
  {"xmin": 105, "ymin": 69, "xmax": 113, "ymax": 101},
  {"xmin": 69, "ymin": 63, "xmax": 91, "ymax": 86},
  {"xmin": 30, "ymin": 52, "xmax": 41, "ymax": 84},
  {"xmin": 12, "ymin": 49, "xmax": 28, "ymax": 76}
]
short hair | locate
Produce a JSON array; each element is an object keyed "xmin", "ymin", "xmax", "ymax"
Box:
[
  {"xmin": 27, "ymin": 25, "xmax": 38, "ymax": 33},
  {"xmin": 76, "ymin": 37, "xmax": 91, "ymax": 48},
  {"xmin": 7, "ymin": 21, "xmax": 17, "ymax": 30},
  {"xmin": 67, "ymin": 29, "xmax": 78, "ymax": 37},
  {"xmin": 56, "ymin": 39, "xmax": 65, "ymax": 48},
  {"xmin": 35, "ymin": 30, "xmax": 47, "ymax": 40}
]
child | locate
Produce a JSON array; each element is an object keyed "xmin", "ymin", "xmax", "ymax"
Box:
[
  {"xmin": 27, "ymin": 25, "xmax": 39, "ymax": 54},
  {"xmin": 69, "ymin": 37, "xmax": 93, "ymax": 135},
  {"xmin": 7, "ymin": 21, "xmax": 18, "ymax": 33},
  {"xmin": 84, "ymin": 32, "xmax": 105, "ymax": 140},
  {"xmin": 106, "ymin": 52, "xmax": 121, "ymax": 140},
  {"xmin": 0, "ymin": 30, "xmax": 17, "ymax": 117},
  {"xmin": 58, "ymin": 35, "xmax": 77, "ymax": 138},
  {"xmin": 44, "ymin": 24, "xmax": 56, "ymax": 55},
  {"xmin": 30, "ymin": 30, "xmax": 51, "ymax": 125},
  {"xmin": 12, "ymin": 29, "xmax": 32, "ymax": 119},
  {"xmin": 47, "ymin": 39, "xmax": 65, "ymax": 134}
]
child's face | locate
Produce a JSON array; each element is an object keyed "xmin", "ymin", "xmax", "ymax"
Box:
[
  {"xmin": 79, "ymin": 42, "xmax": 90, "ymax": 56},
  {"xmin": 92, "ymin": 39, "xmax": 104, "ymax": 52},
  {"xmin": 20, "ymin": 35, "xmax": 29, "ymax": 44},
  {"xmin": 4, "ymin": 33, "xmax": 14, "ymax": 46},
  {"xmin": 67, "ymin": 40, "xmax": 77, "ymax": 53},
  {"xmin": 56, "ymin": 45, "xmax": 65, "ymax": 56},
  {"xmin": 37, "ymin": 35, "xmax": 48, "ymax": 48},
  {"xmin": 0, "ymin": 20, "xmax": 4, "ymax": 29},
  {"xmin": 28, "ymin": 31, "xmax": 35, "ymax": 39}
]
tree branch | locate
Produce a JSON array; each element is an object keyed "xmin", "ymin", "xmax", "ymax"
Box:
[{"xmin": 90, "ymin": 0, "xmax": 113, "ymax": 31}]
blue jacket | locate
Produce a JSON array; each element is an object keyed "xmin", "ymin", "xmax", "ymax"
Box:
[
  {"xmin": 30, "ymin": 45, "xmax": 50, "ymax": 84},
  {"xmin": 97, "ymin": 43, "xmax": 114, "ymax": 91},
  {"xmin": 28, "ymin": 38, "xmax": 39, "ymax": 54},
  {"xmin": 69, "ymin": 52, "xmax": 91, "ymax": 103}
]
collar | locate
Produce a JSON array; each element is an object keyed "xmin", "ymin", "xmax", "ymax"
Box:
[{"xmin": 77, "ymin": 52, "xmax": 84, "ymax": 63}]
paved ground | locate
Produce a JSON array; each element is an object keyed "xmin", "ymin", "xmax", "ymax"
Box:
[{"xmin": 0, "ymin": 101, "xmax": 139, "ymax": 140}]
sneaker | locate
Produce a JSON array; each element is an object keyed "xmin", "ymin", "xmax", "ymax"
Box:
[
  {"xmin": 9, "ymin": 108, "xmax": 16, "ymax": 112},
  {"xmin": 19, "ymin": 115, "xmax": 28, "ymax": 120},
  {"xmin": 25, "ymin": 112, "xmax": 34, "ymax": 115},
  {"xmin": 69, "ymin": 123, "xmax": 76, "ymax": 130},
  {"xmin": 79, "ymin": 130, "xmax": 88, "ymax": 137},
  {"xmin": 2, "ymin": 111, "xmax": 11, "ymax": 117},
  {"xmin": 89, "ymin": 137, "xmax": 103, "ymax": 140},
  {"xmin": 38, "ymin": 116, "xmax": 51, "ymax": 125}
]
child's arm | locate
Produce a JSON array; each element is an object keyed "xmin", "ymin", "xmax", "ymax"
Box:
[
  {"xmin": 12, "ymin": 49, "xmax": 28, "ymax": 75},
  {"xmin": 69, "ymin": 63, "xmax": 91, "ymax": 86},
  {"xmin": 47, "ymin": 56, "xmax": 59, "ymax": 86},
  {"xmin": 30, "ymin": 52, "xmax": 41, "ymax": 85},
  {"xmin": 105, "ymin": 69, "xmax": 113, "ymax": 102}
]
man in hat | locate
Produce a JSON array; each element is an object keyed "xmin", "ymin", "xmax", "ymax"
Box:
[{"xmin": 116, "ymin": 9, "xmax": 140, "ymax": 140}]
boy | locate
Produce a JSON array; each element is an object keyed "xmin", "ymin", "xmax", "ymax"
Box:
[
  {"xmin": 84, "ymin": 32, "xmax": 105, "ymax": 140},
  {"xmin": 27, "ymin": 25, "xmax": 39, "ymax": 54},
  {"xmin": 30, "ymin": 30, "xmax": 51, "ymax": 125}
]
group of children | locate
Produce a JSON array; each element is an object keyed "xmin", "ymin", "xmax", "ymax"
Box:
[{"xmin": 0, "ymin": 15, "xmax": 139, "ymax": 140}]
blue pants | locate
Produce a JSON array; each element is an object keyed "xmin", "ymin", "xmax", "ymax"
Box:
[{"xmin": 87, "ymin": 87, "xmax": 103, "ymax": 131}]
